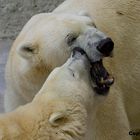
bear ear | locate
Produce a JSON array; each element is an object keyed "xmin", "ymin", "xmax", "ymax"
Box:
[
  {"xmin": 49, "ymin": 112, "xmax": 67, "ymax": 127},
  {"xmin": 78, "ymin": 11, "xmax": 90, "ymax": 17},
  {"xmin": 17, "ymin": 43, "xmax": 38, "ymax": 59},
  {"xmin": 78, "ymin": 11, "xmax": 96, "ymax": 27}
]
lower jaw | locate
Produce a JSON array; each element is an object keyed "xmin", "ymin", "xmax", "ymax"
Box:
[
  {"xmin": 90, "ymin": 60, "xmax": 114, "ymax": 95},
  {"xmin": 94, "ymin": 86, "xmax": 110, "ymax": 96}
]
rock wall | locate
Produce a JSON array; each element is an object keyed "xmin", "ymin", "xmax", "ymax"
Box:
[{"xmin": 0, "ymin": 0, "xmax": 64, "ymax": 40}]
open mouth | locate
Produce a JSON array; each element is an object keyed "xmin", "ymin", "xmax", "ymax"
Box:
[
  {"xmin": 72, "ymin": 47, "xmax": 114, "ymax": 95},
  {"xmin": 72, "ymin": 28, "xmax": 115, "ymax": 95},
  {"xmin": 90, "ymin": 60, "xmax": 114, "ymax": 95}
]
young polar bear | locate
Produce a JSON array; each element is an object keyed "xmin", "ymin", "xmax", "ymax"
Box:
[
  {"xmin": 0, "ymin": 49, "xmax": 110, "ymax": 140},
  {"xmin": 5, "ymin": 0, "xmax": 140, "ymax": 139}
]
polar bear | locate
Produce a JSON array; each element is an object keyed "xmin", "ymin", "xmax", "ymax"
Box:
[
  {"xmin": 0, "ymin": 49, "xmax": 111, "ymax": 140},
  {"xmin": 5, "ymin": 12, "xmax": 114, "ymax": 111},
  {"xmin": 5, "ymin": 0, "xmax": 140, "ymax": 140}
]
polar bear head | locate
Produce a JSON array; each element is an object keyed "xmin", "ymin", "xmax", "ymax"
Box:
[{"xmin": 16, "ymin": 13, "xmax": 113, "ymax": 73}]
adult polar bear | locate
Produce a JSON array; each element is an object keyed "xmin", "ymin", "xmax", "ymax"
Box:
[
  {"xmin": 5, "ymin": 0, "xmax": 140, "ymax": 140},
  {"xmin": 0, "ymin": 50, "xmax": 107, "ymax": 140}
]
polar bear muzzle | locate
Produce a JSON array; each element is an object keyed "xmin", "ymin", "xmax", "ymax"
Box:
[{"xmin": 69, "ymin": 27, "xmax": 115, "ymax": 95}]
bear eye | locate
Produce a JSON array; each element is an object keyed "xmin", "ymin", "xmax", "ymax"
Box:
[{"xmin": 66, "ymin": 33, "xmax": 78, "ymax": 46}]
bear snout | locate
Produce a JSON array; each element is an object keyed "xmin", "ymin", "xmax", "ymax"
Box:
[{"xmin": 97, "ymin": 37, "xmax": 114, "ymax": 57}]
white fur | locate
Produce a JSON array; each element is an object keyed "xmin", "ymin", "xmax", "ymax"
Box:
[
  {"xmin": 5, "ymin": 0, "xmax": 140, "ymax": 139},
  {"xmin": 0, "ymin": 53, "xmax": 104, "ymax": 140}
]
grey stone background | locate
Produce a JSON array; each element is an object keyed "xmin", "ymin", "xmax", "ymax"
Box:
[
  {"xmin": 0, "ymin": 0, "xmax": 64, "ymax": 40},
  {"xmin": 0, "ymin": 0, "xmax": 64, "ymax": 112}
]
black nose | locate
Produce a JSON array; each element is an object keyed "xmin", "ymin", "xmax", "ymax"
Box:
[{"xmin": 97, "ymin": 38, "xmax": 114, "ymax": 56}]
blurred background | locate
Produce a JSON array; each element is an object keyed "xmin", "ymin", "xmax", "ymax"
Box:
[{"xmin": 0, "ymin": 0, "xmax": 64, "ymax": 112}]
